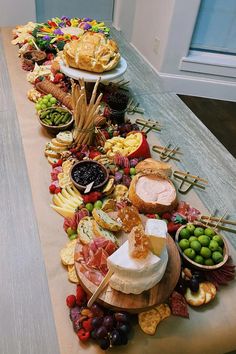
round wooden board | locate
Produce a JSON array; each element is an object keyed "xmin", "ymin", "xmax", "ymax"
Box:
[{"xmin": 75, "ymin": 235, "xmax": 181, "ymax": 313}]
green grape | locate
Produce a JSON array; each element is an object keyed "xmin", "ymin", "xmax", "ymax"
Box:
[
  {"xmin": 50, "ymin": 97, "xmax": 57, "ymax": 104},
  {"xmin": 47, "ymin": 94, "xmax": 53, "ymax": 98},
  {"xmin": 42, "ymin": 98, "xmax": 48, "ymax": 104},
  {"xmin": 35, "ymin": 103, "xmax": 41, "ymax": 111},
  {"xmin": 41, "ymin": 103, "xmax": 47, "ymax": 109},
  {"xmin": 47, "ymin": 102, "xmax": 52, "ymax": 107}
]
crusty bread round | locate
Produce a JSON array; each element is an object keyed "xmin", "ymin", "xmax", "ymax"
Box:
[
  {"xmin": 63, "ymin": 32, "xmax": 120, "ymax": 73},
  {"xmin": 135, "ymin": 158, "xmax": 172, "ymax": 177},
  {"xmin": 128, "ymin": 173, "xmax": 177, "ymax": 214}
]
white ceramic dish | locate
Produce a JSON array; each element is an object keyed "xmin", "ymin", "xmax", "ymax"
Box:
[{"xmin": 59, "ymin": 56, "xmax": 127, "ymax": 82}]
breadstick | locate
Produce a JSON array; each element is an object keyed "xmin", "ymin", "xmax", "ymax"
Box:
[{"xmin": 87, "ymin": 78, "xmax": 100, "ymax": 116}]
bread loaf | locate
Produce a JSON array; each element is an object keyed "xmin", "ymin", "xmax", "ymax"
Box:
[
  {"xmin": 135, "ymin": 158, "xmax": 172, "ymax": 177},
  {"xmin": 63, "ymin": 32, "xmax": 120, "ymax": 73}
]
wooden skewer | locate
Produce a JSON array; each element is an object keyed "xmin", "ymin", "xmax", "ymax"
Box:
[
  {"xmin": 87, "ymin": 269, "xmax": 114, "ymax": 308},
  {"xmin": 173, "ymin": 171, "xmax": 208, "ymax": 184},
  {"xmin": 199, "ymin": 220, "xmax": 236, "ymax": 234},
  {"xmin": 212, "ymin": 210, "xmax": 228, "ymax": 231},
  {"xmin": 201, "ymin": 215, "xmax": 236, "ymax": 226}
]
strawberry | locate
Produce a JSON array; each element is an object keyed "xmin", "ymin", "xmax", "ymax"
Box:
[
  {"xmin": 57, "ymin": 159, "xmax": 63, "ymax": 166},
  {"xmin": 146, "ymin": 214, "xmax": 156, "ymax": 219},
  {"xmin": 167, "ymin": 221, "xmax": 181, "ymax": 234},
  {"xmin": 76, "ymin": 285, "xmax": 86, "ymax": 306},
  {"xmin": 77, "ymin": 328, "xmax": 90, "ymax": 342},
  {"xmin": 123, "ymin": 167, "xmax": 130, "ymax": 175},
  {"xmin": 82, "ymin": 318, "xmax": 93, "ymax": 332},
  {"xmin": 89, "ymin": 150, "xmax": 101, "ymax": 159},
  {"xmin": 53, "ymin": 73, "xmax": 64, "ymax": 83},
  {"xmin": 66, "ymin": 295, "xmax": 76, "ymax": 308},
  {"xmin": 83, "ymin": 195, "xmax": 91, "ymax": 204},
  {"xmin": 54, "ymin": 187, "xmax": 61, "ymax": 194},
  {"xmin": 49, "ymin": 184, "xmax": 56, "ymax": 193},
  {"xmin": 162, "ymin": 212, "xmax": 172, "ymax": 221}
]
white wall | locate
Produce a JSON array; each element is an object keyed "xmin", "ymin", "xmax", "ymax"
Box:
[
  {"xmin": 0, "ymin": 0, "xmax": 36, "ymax": 26},
  {"xmin": 113, "ymin": 0, "xmax": 236, "ymax": 101}
]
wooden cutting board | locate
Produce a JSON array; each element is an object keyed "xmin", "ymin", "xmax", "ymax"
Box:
[{"xmin": 74, "ymin": 223, "xmax": 181, "ymax": 313}]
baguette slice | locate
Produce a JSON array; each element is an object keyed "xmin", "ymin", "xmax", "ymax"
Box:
[
  {"xmin": 51, "ymin": 138, "xmax": 71, "ymax": 148},
  {"xmin": 47, "ymin": 156, "xmax": 59, "ymax": 165},
  {"xmin": 77, "ymin": 217, "xmax": 94, "ymax": 245},
  {"xmin": 44, "ymin": 148, "xmax": 60, "ymax": 158},
  {"xmin": 92, "ymin": 220, "xmax": 118, "ymax": 245},
  {"xmin": 92, "ymin": 209, "xmax": 122, "ymax": 232},
  {"xmin": 56, "ymin": 131, "xmax": 73, "ymax": 144},
  {"xmin": 47, "ymin": 142, "xmax": 68, "ymax": 152}
]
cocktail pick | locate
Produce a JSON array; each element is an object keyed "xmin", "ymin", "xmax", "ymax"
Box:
[
  {"xmin": 135, "ymin": 118, "xmax": 161, "ymax": 133},
  {"xmin": 127, "ymin": 99, "xmax": 144, "ymax": 114},
  {"xmin": 199, "ymin": 211, "xmax": 236, "ymax": 234},
  {"xmin": 153, "ymin": 143, "xmax": 182, "ymax": 162},
  {"xmin": 173, "ymin": 170, "xmax": 208, "ymax": 194}
]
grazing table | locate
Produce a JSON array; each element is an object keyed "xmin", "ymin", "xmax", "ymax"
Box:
[{"xmin": 0, "ymin": 26, "xmax": 236, "ymax": 354}]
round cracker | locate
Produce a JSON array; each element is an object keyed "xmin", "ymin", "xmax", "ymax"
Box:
[
  {"xmin": 185, "ymin": 286, "xmax": 206, "ymax": 307},
  {"xmin": 201, "ymin": 282, "xmax": 216, "ymax": 304}
]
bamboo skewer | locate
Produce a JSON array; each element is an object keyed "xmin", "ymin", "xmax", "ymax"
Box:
[
  {"xmin": 200, "ymin": 215, "xmax": 236, "ymax": 226},
  {"xmin": 173, "ymin": 175, "xmax": 206, "ymax": 190},
  {"xmin": 198, "ymin": 221, "xmax": 236, "ymax": 234}
]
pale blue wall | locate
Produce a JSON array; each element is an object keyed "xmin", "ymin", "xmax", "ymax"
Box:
[
  {"xmin": 36, "ymin": 0, "xmax": 114, "ymax": 23},
  {"xmin": 190, "ymin": 0, "xmax": 236, "ymax": 54}
]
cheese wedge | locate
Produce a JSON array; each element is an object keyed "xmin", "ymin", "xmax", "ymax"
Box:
[{"xmin": 145, "ymin": 219, "xmax": 167, "ymax": 256}]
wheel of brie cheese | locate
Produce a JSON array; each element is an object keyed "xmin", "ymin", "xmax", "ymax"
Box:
[
  {"xmin": 107, "ymin": 219, "xmax": 168, "ymax": 294},
  {"xmin": 128, "ymin": 173, "xmax": 177, "ymax": 214}
]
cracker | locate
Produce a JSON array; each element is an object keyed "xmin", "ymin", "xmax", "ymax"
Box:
[
  {"xmin": 138, "ymin": 309, "xmax": 161, "ymax": 335},
  {"xmin": 68, "ymin": 265, "xmax": 79, "ymax": 283},
  {"xmin": 155, "ymin": 303, "xmax": 171, "ymax": 320},
  {"xmin": 201, "ymin": 282, "xmax": 216, "ymax": 304},
  {"xmin": 60, "ymin": 239, "xmax": 77, "ymax": 266},
  {"xmin": 185, "ymin": 286, "xmax": 206, "ymax": 307}
]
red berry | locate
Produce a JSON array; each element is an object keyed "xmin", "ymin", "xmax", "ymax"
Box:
[
  {"xmin": 162, "ymin": 212, "xmax": 172, "ymax": 221},
  {"xmin": 146, "ymin": 214, "xmax": 156, "ymax": 219},
  {"xmin": 89, "ymin": 150, "xmax": 101, "ymax": 159},
  {"xmin": 82, "ymin": 318, "xmax": 93, "ymax": 332},
  {"xmin": 57, "ymin": 159, "xmax": 63, "ymax": 166},
  {"xmin": 71, "ymin": 35, "xmax": 78, "ymax": 40},
  {"xmin": 53, "ymin": 73, "xmax": 64, "ymax": 83},
  {"xmin": 77, "ymin": 328, "xmax": 90, "ymax": 342},
  {"xmin": 123, "ymin": 167, "xmax": 130, "ymax": 175},
  {"xmin": 167, "ymin": 221, "xmax": 181, "ymax": 234},
  {"xmin": 66, "ymin": 294, "xmax": 76, "ymax": 308},
  {"xmin": 83, "ymin": 195, "xmax": 91, "ymax": 204},
  {"xmin": 76, "ymin": 285, "xmax": 86, "ymax": 305},
  {"xmin": 49, "ymin": 184, "xmax": 56, "ymax": 193},
  {"xmin": 54, "ymin": 187, "xmax": 61, "ymax": 194}
]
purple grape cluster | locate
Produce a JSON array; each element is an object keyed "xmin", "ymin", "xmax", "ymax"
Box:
[{"xmin": 90, "ymin": 304, "xmax": 132, "ymax": 350}]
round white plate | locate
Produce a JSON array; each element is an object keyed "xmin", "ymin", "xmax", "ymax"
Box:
[{"xmin": 59, "ymin": 57, "xmax": 127, "ymax": 82}]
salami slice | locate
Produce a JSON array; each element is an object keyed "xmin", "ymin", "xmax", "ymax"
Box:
[{"xmin": 169, "ymin": 291, "xmax": 189, "ymax": 318}]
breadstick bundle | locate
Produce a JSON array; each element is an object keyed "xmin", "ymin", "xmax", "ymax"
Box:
[{"xmin": 72, "ymin": 77, "xmax": 103, "ymax": 147}]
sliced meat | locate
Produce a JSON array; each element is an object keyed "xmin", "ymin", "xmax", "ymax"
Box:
[{"xmin": 169, "ymin": 291, "xmax": 189, "ymax": 318}]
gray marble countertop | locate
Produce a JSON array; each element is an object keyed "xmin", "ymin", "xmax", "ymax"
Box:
[{"xmin": 0, "ymin": 26, "xmax": 236, "ymax": 354}]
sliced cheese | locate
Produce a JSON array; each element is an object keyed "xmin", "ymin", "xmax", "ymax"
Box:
[{"xmin": 51, "ymin": 205, "xmax": 75, "ymax": 218}]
